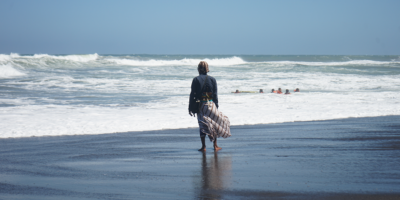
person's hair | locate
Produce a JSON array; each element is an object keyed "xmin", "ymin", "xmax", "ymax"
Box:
[{"xmin": 198, "ymin": 61, "xmax": 209, "ymax": 74}]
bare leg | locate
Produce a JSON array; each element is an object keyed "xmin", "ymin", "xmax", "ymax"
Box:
[
  {"xmin": 198, "ymin": 137, "xmax": 206, "ymax": 151},
  {"xmin": 214, "ymin": 138, "xmax": 222, "ymax": 150}
]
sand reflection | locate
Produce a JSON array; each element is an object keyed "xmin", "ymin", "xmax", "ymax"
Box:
[{"xmin": 196, "ymin": 151, "xmax": 232, "ymax": 199}]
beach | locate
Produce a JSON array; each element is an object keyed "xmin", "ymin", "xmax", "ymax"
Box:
[
  {"xmin": 1, "ymin": 115, "xmax": 399, "ymax": 199},
  {"xmin": 2, "ymin": 0, "xmax": 400, "ymax": 198}
]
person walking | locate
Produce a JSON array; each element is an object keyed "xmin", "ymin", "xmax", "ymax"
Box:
[{"xmin": 189, "ymin": 61, "xmax": 231, "ymax": 151}]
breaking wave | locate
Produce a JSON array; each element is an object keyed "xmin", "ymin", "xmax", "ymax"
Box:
[
  {"xmin": 1, "ymin": 53, "xmax": 399, "ymax": 69},
  {"xmin": 258, "ymin": 60, "xmax": 400, "ymax": 67},
  {"xmin": 106, "ymin": 56, "xmax": 246, "ymax": 66},
  {"xmin": 0, "ymin": 64, "xmax": 26, "ymax": 78},
  {"xmin": 0, "ymin": 53, "xmax": 99, "ymax": 65}
]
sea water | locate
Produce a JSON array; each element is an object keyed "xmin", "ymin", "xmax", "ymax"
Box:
[{"xmin": 1, "ymin": 54, "xmax": 399, "ymax": 138}]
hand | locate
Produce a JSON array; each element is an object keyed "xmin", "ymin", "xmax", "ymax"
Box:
[{"xmin": 189, "ymin": 111, "xmax": 196, "ymax": 117}]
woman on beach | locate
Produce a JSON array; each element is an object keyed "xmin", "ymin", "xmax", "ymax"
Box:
[{"xmin": 189, "ymin": 61, "xmax": 231, "ymax": 151}]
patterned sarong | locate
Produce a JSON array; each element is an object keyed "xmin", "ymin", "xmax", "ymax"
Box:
[{"xmin": 197, "ymin": 101, "xmax": 231, "ymax": 142}]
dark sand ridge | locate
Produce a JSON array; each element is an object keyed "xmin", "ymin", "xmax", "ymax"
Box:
[{"xmin": 1, "ymin": 116, "xmax": 400, "ymax": 200}]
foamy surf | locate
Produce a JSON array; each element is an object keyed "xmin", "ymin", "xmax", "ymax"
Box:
[
  {"xmin": 1, "ymin": 92, "xmax": 399, "ymax": 138},
  {"xmin": 106, "ymin": 56, "xmax": 246, "ymax": 66},
  {"xmin": 0, "ymin": 54, "xmax": 399, "ymax": 138},
  {"xmin": 0, "ymin": 64, "xmax": 26, "ymax": 78},
  {"xmin": 258, "ymin": 60, "xmax": 400, "ymax": 67},
  {"xmin": 4, "ymin": 53, "xmax": 99, "ymax": 62}
]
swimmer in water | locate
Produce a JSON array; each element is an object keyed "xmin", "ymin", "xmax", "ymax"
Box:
[
  {"xmin": 277, "ymin": 88, "xmax": 283, "ymax": 94},
  {"xmin": 259, "ymin": 89, "xmax": 264, "ymax": 93},
  {"xmin": 271, "ymin": 89, "xmax": 277, "ymax": 93},
  {"xmin": 234, "ymin": 90, "xmax": 240, "ymax": 93},
  {"xmin": 294, "ymin": 88, "xmax": 300, "ymax": 92},
  {"xmin": 285, "ymin": 89, "xmax": 291, "ymax": 94}
]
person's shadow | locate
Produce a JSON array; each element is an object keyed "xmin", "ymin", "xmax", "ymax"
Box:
[{"xmin": 197, "ymin": 151, "xmax": 232, "ymax": 199}]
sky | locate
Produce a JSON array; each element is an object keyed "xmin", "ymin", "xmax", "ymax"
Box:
[{"xmin": 0, "ymin": 0, "xmax": 399, "ymax": 55}]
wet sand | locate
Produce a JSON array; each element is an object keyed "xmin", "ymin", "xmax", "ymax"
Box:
[{"xmin": 1, "ymin": 116, "xmax": 400, "ymax": 199}]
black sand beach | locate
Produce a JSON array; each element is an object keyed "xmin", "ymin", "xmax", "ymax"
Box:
[{"xmin": 1, "ymin": 116, "xmax": 400, "ymax": 200}]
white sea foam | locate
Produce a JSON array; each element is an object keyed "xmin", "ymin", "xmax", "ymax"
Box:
[
  {"xmin": 1, "ymin": 53, "xmax": 398, "ymax": 69},
  {"xmin": 259, "ymin": 60, "xmax": 400, "ymax": 67},
  {"xmin": 0, "ymin": 55, "xmax": 11, "ymax": 63},
  {"xmin": 0, "ymin": 64, "xmax": 26, "ymax": 78},
  {"xmin": 23, "ymin": 53, "xmax": 99, "ymax": 62},
  {"xmin": 0, "ymin": 91, "xmax": 399, "ymax": 138},
  {"xmin": 1, "ymin": 54, "xmax": 399, "ymax": 138},
  {"xmin": 0, "ymin": 53, "xmax": 99, "ymax": 67},
  {"xmin": 106, "ymin": 56, "xmax": 246, "ymax": 66}
]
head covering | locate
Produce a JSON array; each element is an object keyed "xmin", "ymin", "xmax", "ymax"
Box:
[{"xmin": 198, "ymin": 61, "xmax": 209, "ymax": 74}]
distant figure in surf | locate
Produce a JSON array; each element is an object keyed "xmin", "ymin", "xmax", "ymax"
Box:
[
  {"xmin": 277, "ymin": 88, "xmax": 283, "ymax": 94},
  {"xmin": 271, "ymin": 89, "xmax": 277, "ymax": 93},
  {"xmin": 294, "ymin": 88, "xmax": 300, "ymax": 92},
  {"xmin": 189, "ymin": 61, "xmax": 231, "ymax": 151},
  {"xmin": 234, "ymin": 90, "xmax": 240, "ymax": 93},
  {"xmin": 285, "ymin": 89, "xmax": 291, "ymax": 95},
  {"xmin": 259, "ymin": 89, "xmax": 264, "ymax": 93}
]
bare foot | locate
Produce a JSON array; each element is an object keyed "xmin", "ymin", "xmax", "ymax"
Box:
[
  {"xmin": 198, "ymin": 147, "xmax": 206, "ymax": 151},
  {"xmin": 214, "ymin": 146, "xmax": 222, "ymax": 151}
]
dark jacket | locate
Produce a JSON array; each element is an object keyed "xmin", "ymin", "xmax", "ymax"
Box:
[{"xmin": 189, "ymin": 73, "xmax": 218, "ymax": 113}]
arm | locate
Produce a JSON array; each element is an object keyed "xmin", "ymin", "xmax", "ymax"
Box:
[{"xmin": 189, "ymin": 78, "xmax": 197, "ymax": 116}]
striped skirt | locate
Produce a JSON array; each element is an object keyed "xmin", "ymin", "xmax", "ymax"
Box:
[{"xmin": 197, "ymin": 101, "xmax": 231, "ymax": 142}]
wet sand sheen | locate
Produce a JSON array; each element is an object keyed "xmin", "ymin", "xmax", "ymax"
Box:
[{"xmin": 1, "ymin": 116, "xmax": 400, "ymax": 199}]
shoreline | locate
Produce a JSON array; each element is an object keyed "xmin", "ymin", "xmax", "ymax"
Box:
[
  {"xmin": 2, "ymin": 114, "xmax": 400, "ymax": 139},
  {"xmin": 1, "ymin": 115, "xmax": 400, "ymax": 199}
]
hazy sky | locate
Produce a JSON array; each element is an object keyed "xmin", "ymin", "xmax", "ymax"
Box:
[{"xmin": 1, "ymin": 0, "xmax": 399, "ymax": 55}]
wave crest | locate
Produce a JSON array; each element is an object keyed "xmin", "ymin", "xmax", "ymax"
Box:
[
  {"xmin": 30, "ymin": 53, "xmax": 99, "ymax": 62},
  {"xmin": 261, "ymin": 60, "xmax": 400, "ymax": 67},
  {"xmin": 106, "ymin": 56, "xmax": 246, "ymax": 66},
  {"xmin": 0, "ymin": 53, "xmax": 20, "ymax": 62},
  {"xmin": 0, "ymin": 64, "xmax": 26, "ymax": 78},
  {"xmin": 0, "ymin": 53, "xmax": 99, "ymax": 63}
]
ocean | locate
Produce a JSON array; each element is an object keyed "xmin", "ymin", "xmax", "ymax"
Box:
[{"xmin": 1, "ymin": 54, "xmax": 399, "ymax": 138}]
